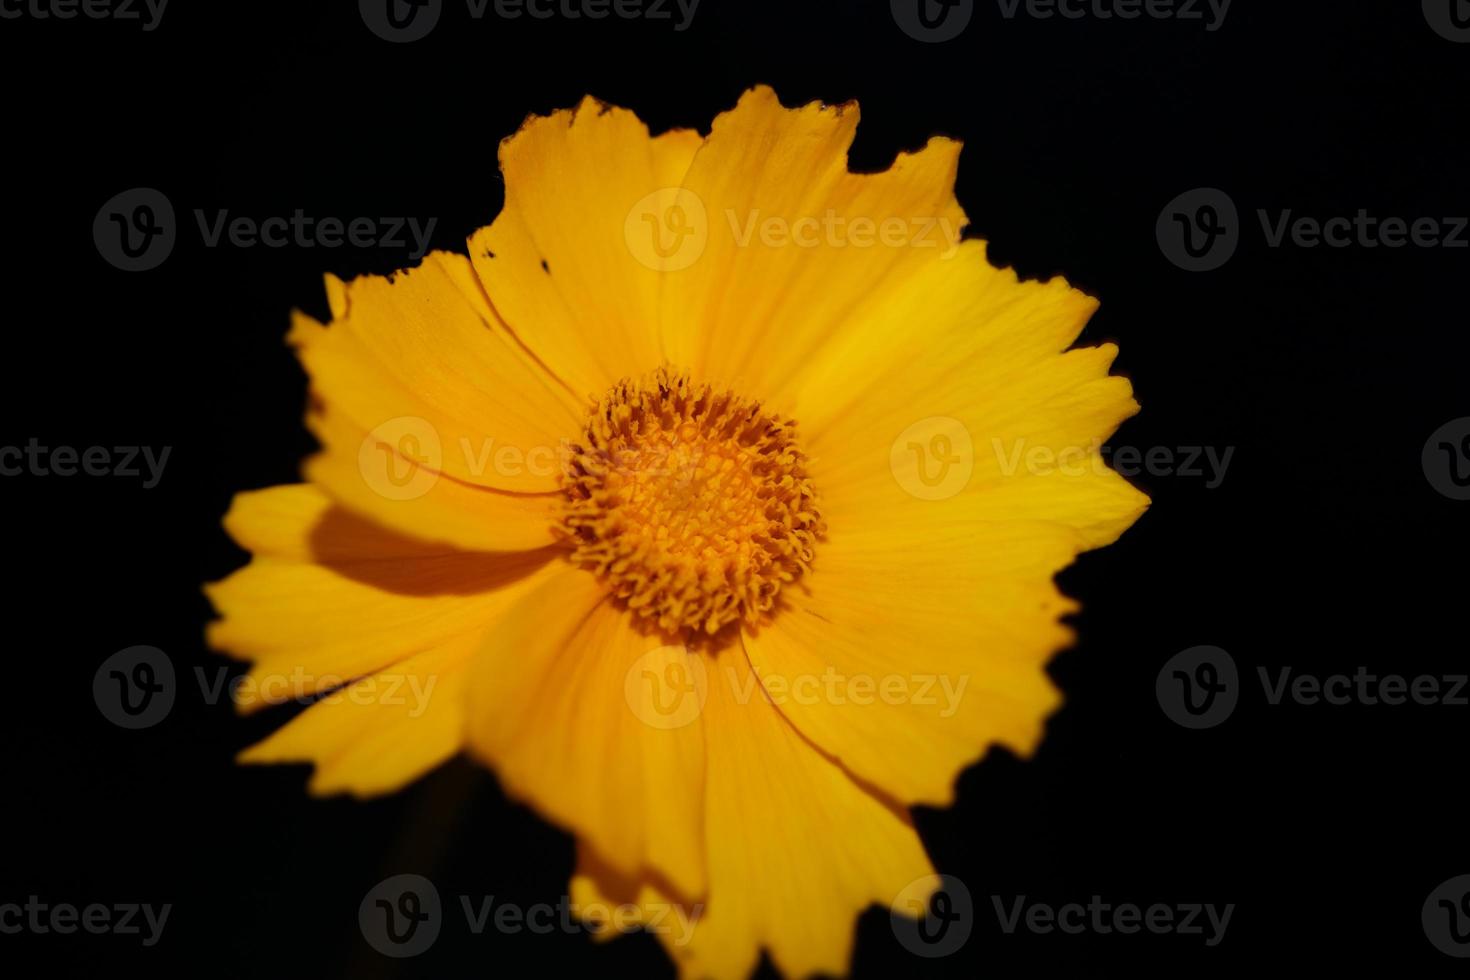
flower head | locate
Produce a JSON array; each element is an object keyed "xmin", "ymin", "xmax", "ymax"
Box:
[{"xmin": 206, "ymin": 86, "xmax": 1148, "ymax": 978}]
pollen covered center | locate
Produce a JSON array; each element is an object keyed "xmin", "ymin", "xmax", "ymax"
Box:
[{"xmin": 558, "ymin": 368, "xmax": 824, "ymax": 636}]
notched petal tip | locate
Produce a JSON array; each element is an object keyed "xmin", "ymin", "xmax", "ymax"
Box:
[{"xmin": 736, "ymin": 82, "xmax": 860, "ymax": 120}]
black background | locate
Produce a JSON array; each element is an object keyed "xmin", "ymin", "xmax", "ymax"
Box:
[{"xmin": 2, "ymin": 0, "xmax": 1467, "ymax": 976}]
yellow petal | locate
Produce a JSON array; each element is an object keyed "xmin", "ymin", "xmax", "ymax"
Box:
[
  {"xmin": 740, "ymin": 520, "xmax": 1078, "ymax": 807},
  {"xmin": 302, "ymin": 399, "xmax": 562, "ymax": 553},
  {"xmin": 703, "ymin": 218, "xmax": 1147, "ymax": 807},
  {"xmin": 207, "ymin": 483, "xmax": 557, "ymax": 699},
  {"xmin": 206, "ymin": 484, "xmax": 560, "ymax": 797},
  {"xmin": 236, "ymin": 633, "xmax": 474, "ymax": 798},
  {"xmin": 569, "ymin": 846, "xmax": 705, "ymax": 948},
  {"xmin": 809, "ymin": 334, "xmax": 1148, "ymax": 549},
  {"xmin": 658, "ymin": 86, "xmax": 967, "ymax": 412},
  {"xmin": 792, "ymin": 241, "xmax": 1106, "ymax": 440},
  {"xmin": 292, "ymin": 252, "xmax": 586, "ymax": 493},
  {"xmin": 465, "ymin": 562, "xmax": 707, "ymax": 900},
  {"xmin": 802, "ymin": 267, "xmax": 1149, "ymax": 544},
  {"xmin": 571, "ymin": 650, "xmax": 934, "ymax": 980},
  {"xmin": 469, "ymin": 97, "xmax": 704, "ymax": 400}
]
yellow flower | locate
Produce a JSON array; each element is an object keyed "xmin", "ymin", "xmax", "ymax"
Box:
[{"xmin": 205, "ymin": 86, "xmax": 1148, "ymax": 978}]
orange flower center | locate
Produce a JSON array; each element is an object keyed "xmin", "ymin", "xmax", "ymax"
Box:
[{"xmin": 558, "ymin": 368, "xmax": 824, "ymax": 636}]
